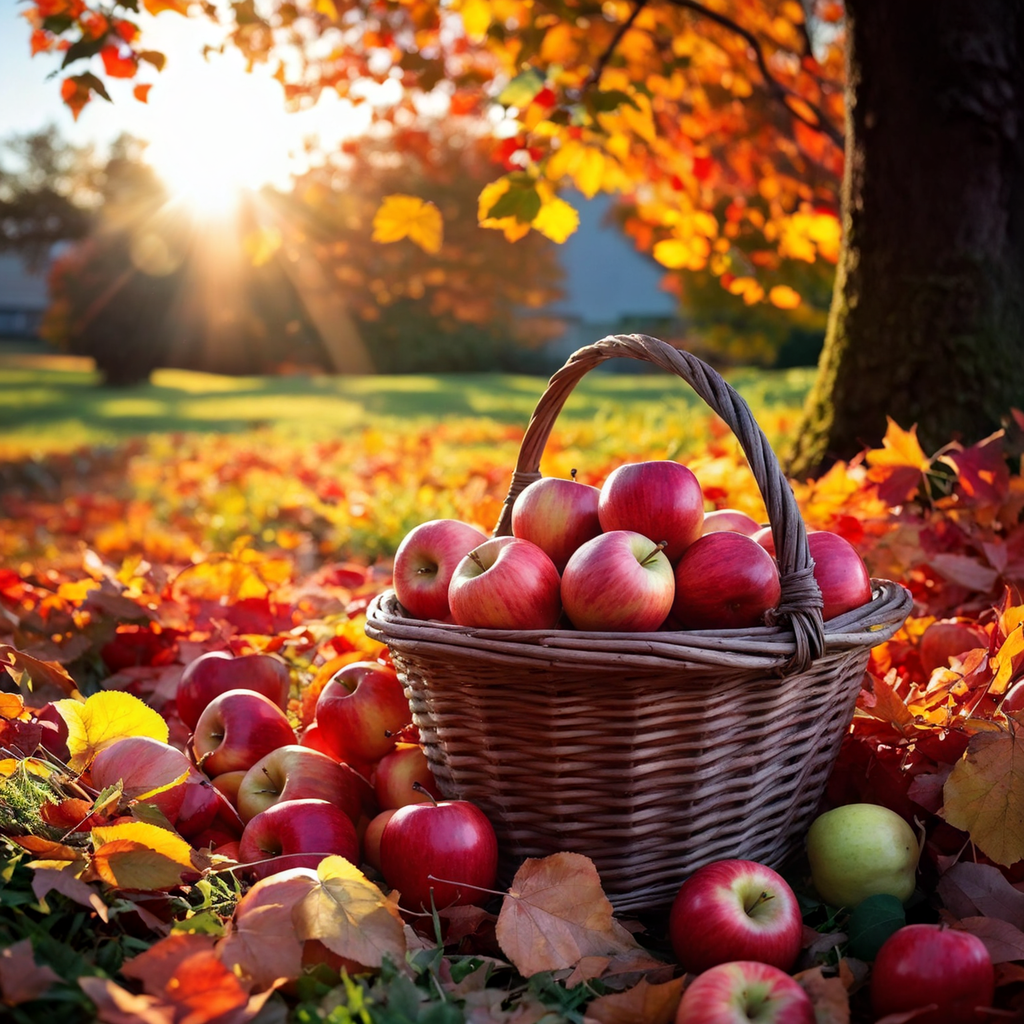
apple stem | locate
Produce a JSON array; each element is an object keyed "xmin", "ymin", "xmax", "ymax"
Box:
[
  {"xmin": 468, "ymin": 551, "xmax": 486, "ymax": 571},
  {"xmin": 745, "ymin": 890, "xmax": 775, "ymax": 914},
  {"xmin": 425, "ymin": 873, "xmax": 507, "ymax": 899},
  {"xmin": 570, "ymin": 468, "xmax": 577, "ymax": 480},
  {"xmin": 411, "ymin": 780, "xmax": 439, "ymax": 806},
  {"xmin": 640, "ymin": 540, "xmax": 669, "ymax": 567}
]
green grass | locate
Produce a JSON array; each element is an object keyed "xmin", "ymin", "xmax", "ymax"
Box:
[{"xmin": 0, "ymin": 351, "xmax": 815, "ymax": 455}]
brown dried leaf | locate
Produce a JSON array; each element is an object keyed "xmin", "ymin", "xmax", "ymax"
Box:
[
  {"xmin": 31, "ymin": 866, "xmax": 109, "ymax": 922},
  {"xmin": 293, "ymin": 855, "xmax": 406, "ymax": 969},
  {"xmin": 935, "ymin": 861, "xmax": 1024, "ymax": 928},
  {"xmin": 943, "ymin": 726, "xmax": 1024, "ymax": 866},
  {"xmin": 794, "ymin": 966, "xmax": 850, "ymax": 1024},
  {"xmin": 218, "ymin": 869, "xmax": 312, "ymax": 989},
  {"xmin": 495, "ymin": 853, "xmax": 643, "ymax": 977},
  {"xmin": 950, "ymin": 915, "xmax": 1024, "ymax": 965},
  {"xmin": 0, "ymin": 939, "xmax": 62, "ymax": 1006},
  {"xmin": 582, "ymin": 975, "xmax": 685, "ymax": 1024}
]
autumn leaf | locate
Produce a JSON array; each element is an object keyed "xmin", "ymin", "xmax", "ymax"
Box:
[
  {"xmin": 939, "ymin": 433, "xmax": 1011, "ymax": 506},
  {"xmin": 793, "ymin": 966, "xmax": 850, "ymax": 1024},
  {"xmin": 943, "ymin": 725, "xmax": 1024, "ymax": 866},
  {"xmin": 0, "ymin": 939, "xmax": 62, "ymax": 1006},
  {"xmin": 0, "ymin": 643, "xmax": 78, "ymax": 697},
  {"xmin": 865, "ymin": 419, "xmax": 932, "ymax": 505},
  {"xmin": 949, "ymin": 916, "xmax": 1024, "ymax": 965},
  {"xmin": 372, "ymin": 194, "xmax": 443, "ymax": 254},
  {"xmin": 768, "ymin": 285, "xmax": 802, "ymax": 309},
  {"xmin": 133, "ymin": 83, "xmax": 152, "ymax": 102},
  {"xmin": 582, "ymin": 976, "xmax": 685, "ymax": 1024},
  {"xmin": 142, "ymin": 0, "xmax": 189, "ymax": 13},
  {"xmin": 532, "ymin": 193, "xmax": 579, "ymax": 244},
  {"xmin": 495, "ymin": 853, "xmax": 645, "ymax": 977},
  {"xmin": 31, "ymin": 866, "xmax": 110, "ymax": 921},
  {"xmin": 90, "ymin": 821, "xmax": 197, "ymax": 890},
  {"xmin": 54, "ymin": 691, "xmax": 169, "ymax": 771},
  {"xmin": 935, "ymin": 861, "xmax": 1024, "ymax": 928},
  {"xmin": 293, "ymin": 855, "xmax": 406, "ymax": 969}
]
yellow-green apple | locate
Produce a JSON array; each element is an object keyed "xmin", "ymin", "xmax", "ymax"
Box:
[
  {"xmin": 373, "ymin": 742, "xmax": 441, "ymax": 810},
  {"xmin": 870, "ymin": 924, "xmax": 995, "ymax": 1024},
  {"xmin": 510, "ymin": 474, "xmax": 602, "ymax": 572},
  {"xmin": 175, "ymin": 650, "xmax": 291, "ymax": 731},
  {"xmin": 755, "ymin": 529, "xmax": 872, "ymax": 621},
  {"xmin": 191, "ymin": 689, "xmax": 296, "ymax": 776},
  {"xmin": 448, "ymin": 536, "xmax": 562, "ymax": 630},
  {"xmin": 379, "ymin": 793, "xmax": 499, "ymax": 911},
  {"xmin": 668, "ymin": 859, "xmax": 804, "ymax": 974},
  {"xmin": 362, "ymin": 808, "xmax": 398, "ymax": 871},
  {"xmin": 701, "ymin": 508, "xmax": 762, "ymax": 536},
  {"xmin": 597, "ymin": 460, "xmax": 704, "ymax": 563},
  {"xmin": 672, "ymin": 532, "xmax": 782, "ymax": 630},
  {"xmin": 392, "ymin": 519, "xmax": 490, "ymax": 620},
  {"xmin": 674, "ymin": 961, "xmax": 815, "ymax": 1024},
  {"xmin": 238, "ymin": 797, "xmax": 360, "ymax": 881},
  {"xmin": 235, "ymin": 743, "xmax": 372, "ymax": 824},
  {"xmin": 314, "ymin": 660, "xmax": 411, "ymax": 763},
  {"xmin": 805, "ymin": 803, "xmax": 920, "ymax": 908},
  {"xmin": 561, "ymin": 530, "xmax": 675, "ymax": 632},
  {"xmin": 919, "ymin": 619, "xmax": 989, "ymax": 674}
]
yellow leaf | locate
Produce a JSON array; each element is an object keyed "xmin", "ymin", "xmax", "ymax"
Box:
[
  {"xmin": 532, "ymin": 195, "xmax": 579, "ymax": 243},
  {"xmin": 457, "ymin": 0, "xmax": 490, "ymax": 42},
  {"xmin": 768, "ymin": 285, "xmax": 802, "ymax": 309},
  {"xmin": 943, "ymin": 727, "xmax": 1024, "ymax": 867},
  {"xmin": 142, "ymin": 0, "xmax": 188, "ymax": 13},
  {"xmin": 90, "ymin": 822, "xmax": 196, "ymax": 890},
  {"xmin": 540, "ymin": 23, "xmax": 578, "ymax": 65},
  {"xmin": 478, "ymin": 180, "xmax": 531, "ymax": 242},
  {"xmin": 726, "ymin": 276, "xmax": 765, "ymax": 304},
  {"xmin": 495, "ymin": 852, "xmax": 644, "ymax": 977},
  {"xmin": 372, "ymin": 194, "xmax": 443, "ymax": 255},
  {"xmin": 866, "ymin": 418, "xmax": 932, "ymax": 472},
  {"xmin": 0, "ymin": 757, "xmax": 54, "ymax": 779},
  {"xmin": 55, "ymin": 692, "xmax": 169, "ymax": 772},
  {"xmin": 293, "ymin": 856, "xmax": 406, "ymax": 969},
  {"xmin": 993, "ymin": 625, "xmax": 1024, "ymax": 697},
  {"xmin": 652, "ymin": 239, "xmax": 692, "ymax": 270},
  {"xmin": 314, "ymin": 0, "xmax": 339, "ymax": 18}
]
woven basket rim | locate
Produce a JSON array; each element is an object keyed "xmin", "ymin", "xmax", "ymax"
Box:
[{"xmin": 366, "ymin": 578, "xmax": 912, "ymax": 673}]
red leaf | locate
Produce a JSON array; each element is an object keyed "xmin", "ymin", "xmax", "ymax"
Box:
[
  {"xmin": 0, "ymin": 939, "xmax": 62, "ymax": 1006},
  {"xmin": 938, "ymin": 433, "xmax": 1011, "ymax": 506},
  {"xmin": 100, "ymin": 45, "xmax": 138, "ymax": 78}
]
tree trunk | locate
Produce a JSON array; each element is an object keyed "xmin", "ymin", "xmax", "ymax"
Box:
[{"xmin": 786, "ymin": 0, "xmax": 1024, "ymax": 479}]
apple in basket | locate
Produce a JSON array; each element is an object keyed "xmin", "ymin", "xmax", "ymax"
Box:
[
  {"xmin": 597, "ymin": 460, "xmax": 704, "ymax": 563},
  {"xmin": 561, "ymin": 530, "xmax": 675, "ymax": 632},
  {"xmin": 672, "ymin": 532, "xmax": 782, "ymax": 630},
  {"xmin": 668, "ymin": 859, "xmax": 804, "ymax": 974},
  {"xmin": 754, "ymin": 529, "xmax": 872, "ymax": 621},
  {"xmin": 392, "ymin": 519, "xmax": 489, "ymax": 620},
  {"xmin": 674, "ymin": 961, "xmax": 815, "ymax": 1024},
  {"xmin": 510, "ymin": 472, "xmax": 602, "ymax": 573},
  {"xmin": 448, "ymin": 536, "xmax": 562, "ymax": 630}
]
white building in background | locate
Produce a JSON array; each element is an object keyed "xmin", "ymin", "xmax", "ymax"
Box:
[{"xmin": 0, "ymin": 253, "xmax": 48, "ymax": 338}]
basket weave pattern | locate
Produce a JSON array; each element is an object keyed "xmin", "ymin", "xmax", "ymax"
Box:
[{"xmin": 365, "ymin": 335, "xmax": 912, "ymax": 912}]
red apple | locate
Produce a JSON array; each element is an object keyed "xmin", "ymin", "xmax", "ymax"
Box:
[
  {"xmin": 597, "ymin": 460, "xmax": 704, "ymax": 563},
  {"xmin": 315, "ymin": 661, "xmax": 412, "ymax": 764},
  {"xmin": 671, "ymin": 532, "xmax": 782, "ymax": 630},
  {"xmin": 235, "ymin": 744, "xmax": 371, "ymax": 824},
  {"xmin": 210, "ymin": 769, "xmax": 248, "ymax": 806},
  {"xmin": 176, "ymin": 775, "xmax": 237, "ymax": 840},
  {"xmin": 754, "ymin": 529, "xmax": 872, "ymax": 622},
  {"xmin": 175, "ymin": 651, "xmax": 292, "ymax": 731},
  {"xmin": 919, "ymin": 619, "xmax": 989, "ymax": 674},
  {"xmin": 870, "ymin": 924, "xmax": 995, "ymax": 1024},
  {"xmin": 669, "ymin": 859, "xmax": 804, "ymax": 974},
  {"xmin": 238, "ymin": 798, "xmax": 360, "ymax": 881},
  {"xmin": 392, "ymin": 519, "xmax": 490, "ymax": 620},
  {"xmin": 702, "ymin": 509, "xmax": 762, "ymax": 537},
  {"xmin": 379, "ymin": 794, "xmax": 499, "ymax": 911},
  {"xmin": 448, "ymin": 536, "xmax": 562, "ymax": 631},
  {"xmin": 674, "ymin": 961, "xmax": 815, "ymax": 1024},
  {"xmin": 561, "ymin": 530, "xmax": 675, "ymax": 632},
  {"xmin": 373, "ymin": 742, "xmax": 442, "ymax": 810},
  {"xmin": 191, "ymin": 689, "xmax": 297, "ymax": 777},
  {"xmin": 362, "ymin": 808, "xmax": 398, "ymax": 871},
  {"xmin": 510, "ymin": 474, "xmax": 602, "ymax": 572}
]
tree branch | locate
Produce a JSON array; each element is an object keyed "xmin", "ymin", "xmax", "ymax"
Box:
[
  {"xmin": 661, "ymin": 0, "xmax": 844, "ymax": 148},
  {"xmin": 582, "ymin": 0, "xmax": 651, "ymax": 93}
]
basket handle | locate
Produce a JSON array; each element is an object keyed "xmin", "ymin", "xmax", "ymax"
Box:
[{"xmin": 492, "ymin": 334, "xmax": 825, "ymax": 673}]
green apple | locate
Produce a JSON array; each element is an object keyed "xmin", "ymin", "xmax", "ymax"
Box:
[{"xmin": 805, "ymin": 803, "xmax": 920, "ymax": 909}]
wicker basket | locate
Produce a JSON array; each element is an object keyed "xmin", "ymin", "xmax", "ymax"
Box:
[{"xmin": 365, "ymin": 334, "xmax": 912, "ymax": 913}]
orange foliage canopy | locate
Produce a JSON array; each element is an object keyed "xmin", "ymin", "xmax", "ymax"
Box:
[{"xmin": 24, "ymin": 0, "xmax": 846, "ymax": 303}]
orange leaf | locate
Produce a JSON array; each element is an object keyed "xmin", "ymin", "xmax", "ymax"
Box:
[
  {"xmin": 100, "ymin": 45, "xmax": 137, "ymax": 78},
  {"xmin": 865, "ymin": 418, "xmax": 932, "ymax": 504},
  {"xmin": 793, "ymin": 966, "xmax": 850, "ymax": 1023},
  {"xmin": 90, "ymin": 822, "xmax": 196, "ymax": 890},
  {"xmin": 134, "ymin": 83, "xmax": 152, "ymax": 103},
  {"xmin": 495, "ymin": 852, "xmax": 644, "ymax": 977},
  {"xmin": 768, "ymin": 284, "xmax": 801, "ymax": 309},
  {"xmin": 583, "ymin": 976, "xmax": 685, "ymax": 1024}
]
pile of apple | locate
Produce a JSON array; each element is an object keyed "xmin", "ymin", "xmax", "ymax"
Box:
[
  {"xmin": 393, "ymin": 460, "xmax": 874, "ymax": 632},
  {"xmin": 70, "ymin": 650, "xmax": 500, "ymax": 909}
]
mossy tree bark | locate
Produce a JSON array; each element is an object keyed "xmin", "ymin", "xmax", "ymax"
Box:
[{"xmin": 785, "ymin": 0, "xmax": 1024, "ymax": 479}]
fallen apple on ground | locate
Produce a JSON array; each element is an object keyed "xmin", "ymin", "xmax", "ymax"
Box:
[
  {"xmin": 175, "ymin": 650, "xmax": 292, "ymax": 731},
  {"xmin": 191, "ymin": 688, "xmax": 297, "ymax": 776},
  {"xmin": 674, "ymin": 960, "xmax": 815, "ymax": 1024}
]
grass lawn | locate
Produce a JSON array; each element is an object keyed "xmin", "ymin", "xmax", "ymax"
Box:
[{"xmin": 0, "ymin": 350, "xmax": 816, "ymax": 457}]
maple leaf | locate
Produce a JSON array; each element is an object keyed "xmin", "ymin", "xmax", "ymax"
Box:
[
  {"xmin": 938, "ymin": 432, "xmax": 1011, "ymax": 506},
  {"xmin": 582, "ymin": 976, "xmax": 685, "ymax": 1024},
  {"xmin": 0, "ymin": 939, "xmax": 62, "ymax": 1006},
  {"xmin": 865, "ymin": 419, "xmax": 932, "ymax": 505},
  {"xmin": 942, "ymin": 725, "xmax": 1024, "ymax": 866},
  {"xmin": 372, "ymin": 194, "xmax": 444, "ymax": 254},
  {"xmin": 54, "ymin": 690, "xmax": 169, "ymax": 771},
  {"xmin": 494, "ymin": 853, "xmax": 645, "ymax": 977},
  {"xmin": 293, "ymin": 855, "xmax": 407, "ymax": 969}
]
